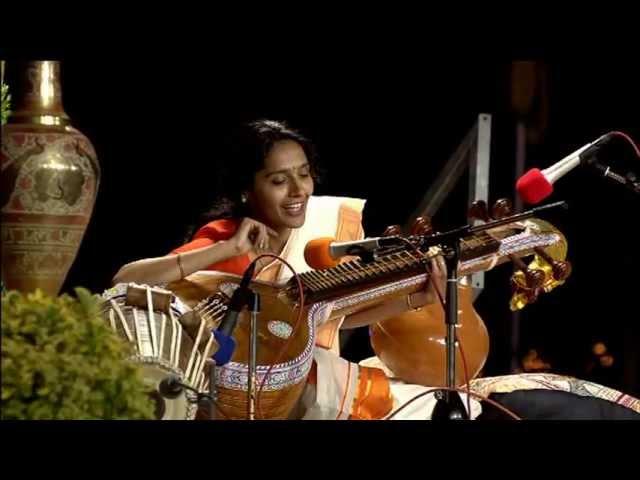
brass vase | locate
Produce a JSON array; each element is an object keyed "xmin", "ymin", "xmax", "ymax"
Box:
[{"xmin": 1, "ymin": 61, "xmax": 100, "ymax": 295}]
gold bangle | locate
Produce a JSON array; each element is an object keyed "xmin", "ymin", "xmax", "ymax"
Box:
[
  {"xmin": 177, "ymin": 254, "xmax": 185, "ymax": 278},
  {"xmin": 406, "ymin": 294, "xmax": 422, "ymax": 311}
]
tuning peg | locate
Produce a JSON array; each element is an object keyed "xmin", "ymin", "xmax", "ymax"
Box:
[
  {"xmin": 511, "ymin": 276, "xmax": 524, "ymax": 294},
  {"xmin": 525, "ymin": 288, "xmax": 540, "ymax": 304},
  {"xmin": 527, "ymin": 270, "xmax": 546, "ymax": 289},
  {"xmin": 511, "ymin": 269, "xmax": 545, "ymax": 291},
  {"xmin": 510, "ymin": 289, "xmax": 530, "ymax": 311},
  {"xmin": 468, "ymin": 200, "xmax": 490, "ymax": 222},
  {"xmin": 551, "ymin": 260, "xmax": 572, "ymax": 281},
  {"xmin": 534, "ymin": 247, "xmax": 572, "ymax": 281},
  {"xmin": 383, "ymin": 225, "xmax": 402, "ymax": 237},
  {"xmin": 411, "ymin": 216, "xmax": 433, "ymax": 236},
  {"xmin": 491, "ymin": 198, "xmax": 514, "ymax": 220},
  {"xmin": 510, "ymin": 284, "xmax": 541, "ymax": 311},
  {"xmin": 510, "ymin": 255, "xmax": 546, "ymax": 289}
]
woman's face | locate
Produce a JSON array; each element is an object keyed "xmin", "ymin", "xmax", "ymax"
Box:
[{"xmin": 248, "ymin": 139, "xmax": 314, "ymax": 231}]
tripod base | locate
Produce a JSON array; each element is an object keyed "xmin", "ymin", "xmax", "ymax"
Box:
[{"xmin": 431, "ymin": 390, "xmax": 470, "ymax": 420}]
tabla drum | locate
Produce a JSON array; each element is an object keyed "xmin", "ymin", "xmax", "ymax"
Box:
[{"xmin": 101, "ymin": 283, "xmax": 218, "ymax": 420}]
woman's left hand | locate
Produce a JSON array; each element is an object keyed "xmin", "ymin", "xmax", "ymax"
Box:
[
  {"xmin": 406, "ymin": 256, "xmax": 447, "ymax": 310},
  {"xmin": 341, "ymin": 256, "xmax": 448, "ymax": 330}
]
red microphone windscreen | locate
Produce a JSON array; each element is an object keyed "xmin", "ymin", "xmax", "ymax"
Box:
[
  {"xmin": 304, "ymin": 237, "xmax": 339, "ymax": 270},
  {"xmin": 516, "ymin": 168, "xmax": 554, "ymax": 204}
]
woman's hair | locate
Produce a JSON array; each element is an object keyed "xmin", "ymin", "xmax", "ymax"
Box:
[{"xmin": 187, "ymin": 119, "xmax": 321, "ymax": 238}]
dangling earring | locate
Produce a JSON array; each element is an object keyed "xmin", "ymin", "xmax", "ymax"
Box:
[{"xmin": 241, "ymin": 193, "xmax": 248, "ymax": 204}]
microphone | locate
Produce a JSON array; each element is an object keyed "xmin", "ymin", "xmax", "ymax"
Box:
[
  {"xmin": 211, "ymin": 261, "xmax": 256, "ymax": 366},
  {"xmin": 159, "ymin": 375, "xmax": 184, "ymax": 399},
  {"xmin": 516, "ymin": 133, "xmax": 612, "ymax": 204},
  {"xmin": 304, "ymin": 236, "xmax": 402, "ymax": 270}
]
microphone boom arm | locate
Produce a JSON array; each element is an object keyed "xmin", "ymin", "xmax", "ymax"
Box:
[{"xmin": 414, "ymin": 200, "xmax": 568, "ymax": 250}]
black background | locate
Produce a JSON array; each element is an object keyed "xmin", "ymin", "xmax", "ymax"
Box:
[{"xmin": 4, "ymin": 49, "xmax": 639, "ymax": 396}]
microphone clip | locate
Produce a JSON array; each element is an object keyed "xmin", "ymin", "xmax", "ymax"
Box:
[
  {"xmin": 348, "ymin": 236, "xmax": 406, "ymax": 264},
  {"xmin": 159, "ymin": 375, "xmax": 211, "ymax": 405},
  {"xmin": 587, "ymin": 159, "xmax": 640, "ymax": 196},
  {"xmin": 352, "ymin": 248, "xmax": 377, "ymax": 264}
]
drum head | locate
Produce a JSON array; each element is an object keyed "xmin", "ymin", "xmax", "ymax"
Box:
[{"xmin": 101, "ymin": 283, "xmax": 207, "ymax": 421}]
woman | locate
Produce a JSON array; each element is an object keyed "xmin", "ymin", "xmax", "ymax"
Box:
[{"xmin": 113, "ymin": 119, "xmax": 480, "ymax": 419}]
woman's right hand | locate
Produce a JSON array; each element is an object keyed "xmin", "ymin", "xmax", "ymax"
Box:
[{"xmin": 230, "ymin": 218, "xmax": 278, "ymax": 256}]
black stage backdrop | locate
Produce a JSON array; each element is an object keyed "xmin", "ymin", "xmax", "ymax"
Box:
[{"xmin": 7, "ymin": 53, "xmax": 637, "ymax": 396}]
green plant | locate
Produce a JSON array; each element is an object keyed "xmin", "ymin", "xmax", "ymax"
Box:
[
  {"xmin": 0, "ymin": 82, "xmax": 10, "ymax": 125},
  {"xmin": 1, "ymin": 61, "xmax": 10, "ymax": 125},
  {"xmin": 1, "ymin": 288, "xmax": 155, "ymax": 420}
]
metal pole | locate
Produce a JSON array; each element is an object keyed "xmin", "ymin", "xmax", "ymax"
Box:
[
  {"xmin": 247, "ymin": 291, "xmax": 260, "ymax": 420},
  {"xmin": 207, "ymin": 361, "xmax": 216, "ymax": 420},
  {"xmin": 511, "ymin": 121, "xmax": 527, "ymax": 373}
]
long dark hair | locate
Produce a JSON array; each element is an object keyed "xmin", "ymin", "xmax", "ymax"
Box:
[{"xmin": 186, "ymin": 119, "xmax": 322, "ymax": 239}]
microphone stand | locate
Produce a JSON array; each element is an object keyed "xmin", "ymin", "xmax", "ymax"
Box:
[
  {"xmin": 247, "ymin": 290, "xmax": 260, "ymax": 420},
  {"xmin": 208, "ymin": 360, "xmax": 217, "ymax": 420},
  {"xmin": 173, "ymin": 288, "xmax": 260, "ymax": 421},
  {"xmin": 431, "ymin": 240, "xmax": 469, "ymax": 420},
  {"xmin": 419, "ymin": 200, "xmax": 568, "ymax": 420}
]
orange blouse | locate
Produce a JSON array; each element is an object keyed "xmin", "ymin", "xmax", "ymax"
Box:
[{"xmin": 170, "ymin": 218, "xmax": 251, "ymax": 275}]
